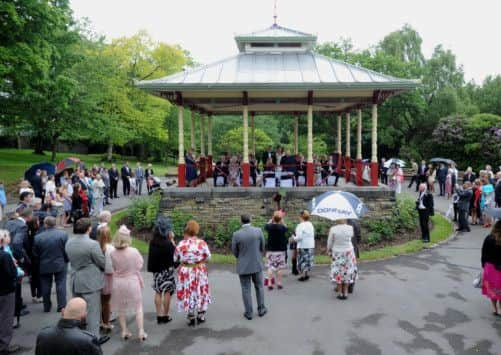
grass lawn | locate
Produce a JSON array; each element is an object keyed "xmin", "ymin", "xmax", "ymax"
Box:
[
  {"xmin": 110, "ymin": 208, "xmax": 453, "ymax": 265},
  {"xmin": 0, "ymin": 148, "xmax": 174, "ymax": 195}
]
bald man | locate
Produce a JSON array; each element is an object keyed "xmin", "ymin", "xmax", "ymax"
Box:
[{"xmin": 35, "ymin": 298, "xmax": 103, "ymax": 355}]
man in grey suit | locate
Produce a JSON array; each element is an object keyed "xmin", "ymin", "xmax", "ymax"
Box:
[
  {"xmin": 65, "ymin": 218, "xmax": 108, "ymax": 344},
  {"xmin": 33, "ymin": 216, "xmax": 69, "ymax": 313},
  {"xmin": 231, "ymin": 214, "xmax": 267, "ymax": 320},
  {"xmin": 135, "ymin": 162, "xmax": 144, "ymax": 195}
]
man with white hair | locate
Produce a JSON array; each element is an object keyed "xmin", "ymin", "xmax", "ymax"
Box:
[
  {"xmin": 416, "ymin": 183, "xmax": 434, "ymax": 243},
  {"xmin": 35, "ymin": 297, "xmax": 103, "ymax": 355}
]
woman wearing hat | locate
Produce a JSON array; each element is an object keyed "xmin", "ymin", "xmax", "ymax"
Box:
[
  {"xmin": 111, "ymin": 225, "xmax": 146, "ymax": 341},
  {"xmin": 147, "ymin": 216, "xmax": 179, "ymax": 324}
]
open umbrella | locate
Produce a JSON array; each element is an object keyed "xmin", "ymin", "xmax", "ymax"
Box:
[
  {"xmin": 56, "ymin": 157, "xmax": 81, "ymax": 173},
  {"xmin": 430, "ymin": 157, "xmax": 455, "ymax": 165},
  {"xmin": 310, "ymin": 191, "xmax": 369, "ymax": 221},
  {"xmin": 24, "ymin": 162, "xmax": 55, "ymax": 181},
  {"xmin": 384, "ymin": 158, "xmax": 406, "ymax": 168},
  {"xmin": 485, "ymin": 208, "xmax": 501, "ymax": 220}
]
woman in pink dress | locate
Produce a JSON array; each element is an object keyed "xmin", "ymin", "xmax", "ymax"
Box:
[
  {"xmin": 174, "ymin": 220, "xmax": 211, "ymax": 326},
  {"xmin": 445, "ymin": 169, "xmax": 453, "ymax": 199},
  {"xmin": 111, "ymin": 225, "xmax": 146, "ymax": 341}
]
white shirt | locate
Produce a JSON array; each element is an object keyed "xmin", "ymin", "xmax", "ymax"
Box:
[
  {"xmin": 294, "ymin": 221, "xmax": 315, "ymax": 249},
  {"xmin": 45, "ymin": 180, "xmax": 56, "ymax": 195},
  {"xmin": 418, "ymin": 192, "xmax": 426, "ymax": 209},
  {"xmin": 327, "ymin": 224, "xmax": 354, "ymax": 253},
  {"xmin": 103, "ymin": 243, "xmax": 115, "ymax": 274}
]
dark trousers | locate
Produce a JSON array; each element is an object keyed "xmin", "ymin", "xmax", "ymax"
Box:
[
  {"xmin": 380, "ymin": 173, "xmax": 388, "ymax": 185},
  {"xmin": 458, "ymin": 208, "xmax": 470, "ymax": 231},
  {"xmin": 0, "ymin": 292, "xmax": 15, "ymax": 354},
  {"xmin": 110, "ymin": 180, "xmax": 118, "ymax": 198},
  {"xmin": 453, "ymin": 203, "xmax": 459, "ymax": 221},
  {"xmin": 408, "ymin": 175, "xmax": 419, "ymax": 190},
  {"xmin": 418, "ymin": 209, "xmax": 430, "ymax": 241},
  {"xmin": 30, "ymin": 265, "xmax": 42, "ymax": 299},
  {"xmin": 238, "ymin": 272, "xmax": 266, "ymax": 317},
  {"xmin": 136, "ymin": 178, "xmax": 143, "ymax": 195},
  {"xmin": 40, "ymin": 269, "xmax": 67, "ymax": 312},
  {"xmin": 122, "ymin": 177, "xmax": 130, "ymax": 196},
  {"xmin": 438, "ymin": 180, "xmax": 446, "ymax": 196}
]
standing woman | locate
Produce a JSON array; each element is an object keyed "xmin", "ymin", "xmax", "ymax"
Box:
[
  {"xmin": 395, "ymin": 164, "xmax": 404, "ymax": 194},
  {"xmin": 111, "ymin": 226, "xmax": 146, "ymax": 341},
  {"xmin": 292, "ymin": 210, "xmax": 315, "ymax": 281},
  {"xmin": 481, "ymin": 221, "xmax": 501, "ymax": 316},
  {"xmin": 97, "ymin": 226, "xmax": 115, "ymax": 333},
  {"xmin": 445, "ymin": 168, "xmax": 453, "ymax": 199},
  {"xmin": 174, "ymin": 220, "xmax": 211, "ymax": 326},
  {"xmin": 264, "ymin": 211, "xmax": 288, "ymax": 290},
  {"xmin": 92, "ymin": 174, "xmax": 105, "ymax": 217},
  {"xmin": 327, "ymin": 219, "xmax": 357, "ymax": 300},
  {"xmin": 71, "ymin": 183, "xmax": 83, "ymax": 224},
  {"xmin": 147, "ymin": 216, "xmax": 178, "ymax": 324},
  {"xmin": 481, "ymin": 178, "xmax": 495, "ymax": 228},
  {"xmin": 427, "ymin": 164, "xmax": 436, "ymax": 193}
]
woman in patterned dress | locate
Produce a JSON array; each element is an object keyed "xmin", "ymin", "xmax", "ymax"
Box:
[
  {"xmin": 147, "ymin": 215, "xmax": 178, "ymax": 324},
  {"xmin": 264, "ymin": 211, "xmax": 288, "ymax": 290},
  {"xmin": 327, "ymin": 219, "xmax": 358, "ymax": 300},
  {"xmin": 174, "ymin": 220, "xmax": 211, "ymax": 326}
]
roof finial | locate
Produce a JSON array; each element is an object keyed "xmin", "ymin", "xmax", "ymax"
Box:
[{"xmin": 273, "ymin": 0, "xmax": 278, "ymax": 26}]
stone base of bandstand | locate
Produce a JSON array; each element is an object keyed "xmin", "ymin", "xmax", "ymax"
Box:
[{"xmin": 159, "ymin": 180, "xmax": 395, "ymax": 228}]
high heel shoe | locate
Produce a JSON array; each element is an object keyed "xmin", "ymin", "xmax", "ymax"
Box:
[{"xmin": 139, "ymin": 331, "xmax": 148, "ymax": 342}]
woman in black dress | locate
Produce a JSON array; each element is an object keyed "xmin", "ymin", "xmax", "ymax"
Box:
[{"xmin": 147, "ymin": 215, "xmax": 178, "ymax": 324}]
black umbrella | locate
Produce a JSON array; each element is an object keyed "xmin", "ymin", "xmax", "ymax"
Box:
[{"xmin": 430, "ymin": 157, "xmax": 455, "ymax": 165}]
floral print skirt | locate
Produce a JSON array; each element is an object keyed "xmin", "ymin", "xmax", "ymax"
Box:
[
  {"xmin": 152, "ymin": 267, "xmax": 176, "ymax": 295},
  {"xmin": 176, "ymin": 264, "xmax": 211, "ymax": 314},
  {"xmin": 266, "ymin": 251, "xmax": 286, "ymax": 272},
  {"xmin": 330, "ymin": 249, "xmax": 358, "ymax": 284}
]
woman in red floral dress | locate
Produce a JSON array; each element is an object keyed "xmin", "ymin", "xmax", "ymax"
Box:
[{"xmin": 174, "ymin": 220, "xmax": 211, "ymax": 326}]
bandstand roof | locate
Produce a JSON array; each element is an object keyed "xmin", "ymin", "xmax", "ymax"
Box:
[{"xmin": 136, "ymin": 24, "xmax": 419, "ymax": 114}]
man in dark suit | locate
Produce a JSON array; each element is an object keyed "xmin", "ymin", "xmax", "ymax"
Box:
[
  {"xmin": 455, "ymin": 182, "xmax": 473, "ymax": 232},
  {"xmin": 495, "ymin": 171, "xmax": 501, "ymax": 208},
  {"xmin": 417, "ymin": 160, "xmax": 428, "ymax": 185},
  {"xmin": 35, "ymin": 297, "xmax": 103, "ymax": 355},
  {"xmin": 416, "ymin": 183, "xmax": 434, "ymax": 242},
  {"xmin": 30, "ymin": 170, "xmax": 43, "ymax": 199},
  {"xmin": 108, "ymin": 164, "xmax": 119, "ymax": 199},
  {"xmin": 231, "ymin": 214, "xmax": 267, "ymax": 320},
  {"xmin": 436, "ymin": 163, "xmax": 448, "ymax": 196},
  {"xmin": 33, "ymin": 216, "xmax": 69, "ymax": 313},
  {"xmin": 120, "ymin": 162, "xmax": 131, "ymax": 196},
  {"xmin": 261, "ymin": 146, "xmax": 276, "ymax": 166},
  {"xmin": 0, "ymin": 242, "xmax": 18, "ymax": 355}
]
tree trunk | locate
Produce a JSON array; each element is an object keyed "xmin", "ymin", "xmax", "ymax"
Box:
[
  {"xmin": 51, "ymin": 136, "xmax": 59, "ymax": 162},
  {"xmin": 107, "ymin": 142, "xmax": 113, "ymax": 162},
  {"xmin": 33, "ymin": 135, "xmax": 45, "ymax": 155},
  {"xmin": 16, "ymin": 135, "xmax": 22, "ymax": 149}
]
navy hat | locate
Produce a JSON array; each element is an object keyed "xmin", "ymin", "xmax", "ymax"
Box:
[{"xmin": 155, "ymin": 215, "xmax": 173, "ymax": 236}]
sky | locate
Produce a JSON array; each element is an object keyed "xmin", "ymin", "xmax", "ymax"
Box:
[{"xmin": 70, "ymin": 0, "xmax": 500, "ymax": 84}]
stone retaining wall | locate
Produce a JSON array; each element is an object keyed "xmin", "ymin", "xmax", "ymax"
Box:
[{"xmin": 160, "ymin": 186, "xmax": 395, "ymax": 228}]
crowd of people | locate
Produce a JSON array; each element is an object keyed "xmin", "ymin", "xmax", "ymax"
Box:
[{"xmin": 0, "ymin": 202, "xmax": 364, "ymax": 354}]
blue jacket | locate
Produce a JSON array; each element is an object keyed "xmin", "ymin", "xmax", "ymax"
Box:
[{"xmin": 0, "ymin": 186, "xmax": 6, "ymax": 207}]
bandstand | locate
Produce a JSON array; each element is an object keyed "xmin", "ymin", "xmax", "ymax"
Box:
[{"xmin": 137, "ymin": 23, "xmax": 418, "ymax": 188}]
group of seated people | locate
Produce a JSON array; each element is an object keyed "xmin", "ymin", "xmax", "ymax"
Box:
[{"xmin": 212, "ymin": 146, "xmax": 343, "ymax": 188}]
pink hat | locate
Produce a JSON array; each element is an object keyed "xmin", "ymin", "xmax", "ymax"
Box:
[{"xmin": 118, "ymin": 225, "xmax": 131, "ymax": 236}]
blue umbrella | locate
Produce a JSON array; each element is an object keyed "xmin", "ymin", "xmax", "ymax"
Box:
[
  {"xmin": 310, "ymin": 191, "xmax": 369, "ymax": 220},
  {"xmin": 24, "ymin": 162, "xmax": 55, "ymax": 181}
]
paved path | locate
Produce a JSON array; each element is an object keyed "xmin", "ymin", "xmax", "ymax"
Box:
[{"xmin": 11, "ymin": 184, "xmax": 501, "ymax": 355}]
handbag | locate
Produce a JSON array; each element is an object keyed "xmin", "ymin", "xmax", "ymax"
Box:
[{"xmin": 473, "ymin": 271, "xmax": 482, "ymax": 288}]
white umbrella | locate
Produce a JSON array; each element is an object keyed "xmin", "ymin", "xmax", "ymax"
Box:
[
  {"xmin": 384, "ymin": 158, "xmax": 406, "ymax": 168},
  {"xmin": 310, "ymin": 191, "xmax": 369, "ymax": 221}
]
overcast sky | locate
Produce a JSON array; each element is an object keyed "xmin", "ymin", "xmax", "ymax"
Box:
[{"xmin": 70, "ymin": 0, "xmax": 500, "ymax": 84}]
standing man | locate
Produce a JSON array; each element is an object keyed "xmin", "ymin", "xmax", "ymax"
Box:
[
  {"xmin": 379, "ymin": 158, "xmax": 388, "ymax": 185},
  {"xmin": 231, "ymin": 214, "xmax": 267, "ymax": 320},
  {"xmin": 30, "ymin": 170, "xmax": 43, "ymax": 200},
  {"xmin": 135, "ymin": 163, "xmax": 144, "ymax": 195},
  {"xmin": 33, "ymin": 216, "xmax": 69, "ymax": 313},
  {"xmin": 120, "ymin": 162, "xmax": 131, "ymax": 196},
  {"xmin": 408, "ymin": 159, "xmax": 419, "ymax": 190},
  {"xmin": 416, "ymin": 183, "xmax": 434, "ymax": 243},
  {"xmin": 418, "ymin": 160, "xmax": 428, "ymax": 186},
  {"xmin": 261, "ymin": 145, "xmax": 276, "ymax": 166},
  {"xmin": 35, "ymin": 298, "xmax": 103, "ymax": 355},
  {"xmin": 108, "ymin": 164, "xmax": 119, "ymax": 199},
  {"xmin": 0, "ymin": 235, "xmax": 19, "ymax": 355},
  {"xmin": 436, "ymin": 163, "xmax": 448, "ymax": 197},
  {"xmin": 100, "ymin": 168, "xmax": 111, "ymax": 206},
  {"xmin": 455, "ymin": 182, "xmax": 473, "ymax": 232},
  {"xmin": 65, "ymin": 218, "xmax": 107, "ymax": 344}
]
